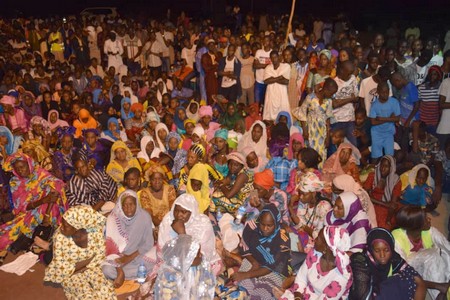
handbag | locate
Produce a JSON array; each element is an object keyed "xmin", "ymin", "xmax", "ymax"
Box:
[{"xmin": 9, "ymin": 225, "xmax": 54, "ymax": 255}]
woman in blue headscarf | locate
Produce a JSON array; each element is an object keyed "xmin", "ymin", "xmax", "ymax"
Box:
[
  {"xmin": 230, "ymin": 203, "xmax": 292, "ymax": 299},
  {"xmin": 165, "ymin": 132, "xmax": 187, "ymax": 176},
  {"xmin": 174, "ymin": 107, "xmax": 187, "ymax": 135},
  {"xmin": 100, "ymin": 117, "xmax": 128, "ymax": 143},
  {"xmin": 0, "ymin": 126, "xmax": 22, "ymax": 160},
  {"xmin": 120, "ymin": 97, "xmax": 134, "ymax": 122}
]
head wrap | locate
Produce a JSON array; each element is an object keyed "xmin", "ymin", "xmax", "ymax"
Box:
[
  {"xmin": 214, "ymin": 128, "xmax": 228, "ymax": 141},
  {"xmin": 297, "ymin": 171, "xmax": 324, "ymax": 193},
  {"xmin": 287, "ymin": 132, "xmax": 304, "ymax": 160},
  {"xmin": 146, "ymin": 111, "xmax": 160, "ymax": 123},
  {"xmin": 189, "ymin": 144, "xmax": 206, "ymax": 160},
  {"xmin": 226, "ymin": 151, "xmax": 247, "ymax": 168},
  {"xmin": 241, "ymin": 146, "xmax": 255, "ymax": 158},
  {"xmin": 21, "ymin": 139, "xmax": 51, "ymax": 163},
  {"xmin": 174, "ymin": 107, "xmax": 187, "ymax": 133},
  {"xmin": 323, "ymin": 225, "xmax": 351, "ymax": 275},
  {"xmin": 400, "ymin": 163, "xmax": 434, "ymax": 190},
  {"xmin": 198, "ymin": 105, "xmax": 213, "ymax": 118},
  {"xmin": 187, "ymin": 163, "xmax": 211, "ymax": 213},
  {"xmin": 30, "ymin": 116, "xmax": 51, "ymax": 135},
  {"xmin": 155, "ymin": 123, "xmax": 170, "ymax": 152},
  {"xmin": 184, "ymin": 119, "xmax": 196, "ymax": 128},
  {"xmin": 130, "ymin": 102, "xmax": 144, "ymax": 113},
  {"xmin": 110, "ymin": 140, "xmax": 132, "ymax": 161},
  {"xmin": 192, "ymin": 126, "xmax": 205, "ymax": 139},
  {"xmin": 374, "ymin": 155, "xmax": 400, "ymax": 203},
  {"xmin": 0, "ymin": 95, "xmax": 16, "ymax": 105},
  {"xmin": 0, "ymin": 126, "xmax": 22, "ymax": 155},
  {"xmin": 144, "ymin": 163, "xmax": 166, "ymax": 182},
  {"xmin": 254, "ymin": 169, "xmax": 275, "ymax": 191},
  {"xmin": 63, "ymin": 205, "xmax": 106, "ymax": 230},
  {"xmin": 428, "ymin": 65, "xmax": 443, "ymax": 81},
  {"xmin": 319, "ymin": 49, "xmax": 332, "ymax": 60},
  {"xmin": 137, "ymin": 135, "xmax": 161, "ymax": 162},
  {"xmin": 82, "ymin": 128, "xmax": 100, "ymax": 136}
]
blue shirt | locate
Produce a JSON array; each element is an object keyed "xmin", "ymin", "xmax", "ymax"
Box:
[
  {"xmin": 397, "ymin": 82, "xmax": 419, "ymax": 123},
  {"xmin": 369, "ymin": 96, "xmax": 401, "ymax": 135}
]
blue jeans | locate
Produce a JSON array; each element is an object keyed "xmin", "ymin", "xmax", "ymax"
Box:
[
  {"xmin": 331, "ymin": 121, "xmax": 357, "ymax": 146},
  {"xmin": 254, "ymin": 82, "xmax": 267, "ymax": 104},
  {"xmin": 161, "ymin": 57, "xmax": 170, "ymax": 73}
]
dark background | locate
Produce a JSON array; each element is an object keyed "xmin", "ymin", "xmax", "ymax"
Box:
[{"xmin": 2, "ymin": 0, "xmax": 448, "ymax": 36}]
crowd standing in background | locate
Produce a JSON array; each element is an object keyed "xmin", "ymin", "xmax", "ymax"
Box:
[{"xmin": 0, "ymin": 9, "xmax": 449, "ymax": 300}]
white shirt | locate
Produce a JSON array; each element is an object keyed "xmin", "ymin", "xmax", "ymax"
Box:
[
  {"xmin": 437, "ymin": 78, "xmax": 450, "ymax": 134},
  {"xmin": 155, "ymin": 31, "xmax": 173, "ymax": 57},
  {"xmin": 221, "ymin": 57, "xmax": 237, "ymax": 88},
  {"xmin": 144, "ymin": 40, "xmax": 163, "ymax": 67},
  {"xmin": 263, "ymin": 63, "xmax": 291, "ymax": 121},
  {"xmin": 332, "ymin": 75, "xmax": 358, "ymax": 123},
  {"xmin": 359, "ymin": 76, "xmax": 392, "ymax": 115},
  {"xmin": 254, "ymin": 48, "xmax": 272, "ymax": 84},
  {"xmin": 123, "ymin": 35, "xmax": 142, "ymax": 62},
  {"xmin": 181, "ymin": 45, "xmax": 197, "ymax": 68}
]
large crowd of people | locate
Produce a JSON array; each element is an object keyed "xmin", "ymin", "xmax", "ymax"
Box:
[{"xmin": 0, "ymin": 9, "xmax": 449, "ymax": 300}]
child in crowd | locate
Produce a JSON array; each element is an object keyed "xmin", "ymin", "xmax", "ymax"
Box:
[
  {"xmin": 369, "ymin": 82, "xmax": 401, "ymax": 163},
  {"xmin": 353, "ymin": 107, "xmax": 372, "ymax": 165}
]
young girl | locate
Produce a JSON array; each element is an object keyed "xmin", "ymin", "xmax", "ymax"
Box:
[{"xmin": 299, "ymin": 78, "xmax": 337, "ymax": 169}]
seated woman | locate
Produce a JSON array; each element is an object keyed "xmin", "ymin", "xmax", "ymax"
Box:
[
  {"xmin": 178, "ymin": 144, "xmax": 222, "ymax": 191},
  {"xmin": 186, "ymin": 100, "xmax": 200, "ymax": 122},
  {"xmin": 323, "ymin": 142, "xmax": 361, "ymax": 185},
  {"xmin": 400, "ymin": 164, "xmax": 435, "ymax": 208},
  {"xmin": 287, "ymin": 132, "xmax": 305, "ymax": 162},
  {"xmin": 252, "ymin": 169, "xmax": 290, "ymax": 224},
  {"xmin": 333, "ymin": 174, "xmax": 378, "ymax": 228},
  {"xmin": 0, "ymin": 153, "xmax": 67, "ymax": 258},
  {"xmin": 212, "ymin": 152, "xmax": 254, "ymax": 215},
  {"xmin": 237, "ymin": 120, "xmax": 268, "ymax": 159},
  {"xmin": 210, "ymin": 129, "xmax": 230, "ymax": 178},
  {"xmin": 289, "ymin": 172, "xmax": 331, "ymax": 254},
  {"xmin": 231, "ymin": 204, "xmax": 292, "ymax": 299},
  {"xmin": 21, "ymin": 139, "xmax": 53, "ymax": 172},
  {"xmin": 100, "ymin": 117, "xmax": 128, "ymax": 143},
  {"xmin": 154, "ymin": 122, "xmax": 169, "ymax": 152},
  {"xmin": 103, "ymin": 190, "xmax": 156, "ymax": 288},
  {"xmin": 52, "ymin": 133, "xmax": 78, "ymax": 182},
  {"xmin": 180, "ymin": 118, "xmax": 196, "ymax": 151},
  {"xmin": 198, "ymin": 105, "xmax": 221, "ymax": 142},
  {"xmin": 78, "ymin": 129, "xmax": 110, "ymax": 172},
  {"xmin": 125, "ymin": 103, "xmax": 147, "ymax": 143},
  {"xmin": 219, "ymin": 102, "xmax": 243, "ymax": 131},
  {"xmin": 140, "ymin": 165, "xmax": 176, "ymax": 230},
  {"xmin": 242, "ymin": 146, "xmax": 269, "ymax": 173},
  {"xmin": 363, "ymin": 155, "xmax": 401, "ymax": 229},
  {"xmin": 269, "ymin": 112, "xmax": 293, "ymax": 156},
  {"xmin": 73, "ymin": 108, "xmax": 98, "ymax": 139},
  {"xmin": 286, "ymin": 147, "xmax": 322, "ymax": 196},
  {"xmin": 392, "ymin": 206, "xmax": 450, "ymax": 300},
  {"xmin": 187, "ymin": 163, "xmax": 211, "ymax": 214},
  {"xmin": 164, "ymin": 132, "xmax": 187, "ymax": 178},
  {"xmin": 120, "ymin": 97, "xmax": 134, "ymax": 122},
  {"xmin": 137, "ymin": 136, "xmax": 162, "ymax": 170},
  {"xmin": 280, "ymin": 226, "xmax": 352, "ymax": 300},
  {"xmin": 106, "ymin": 140, "xmax": 142, "ymax": 185},
  {"xmin": 0, "ymin": 126, "xmax": 22, "ymax": 161},
  {"xmin": 158, "ymin": 194, "xmax": 221, "ymax": 274},
  {"xmin": 350, "ymin": 228, "xmax": 427, "ymax": 300},
  {"xmin": 325, "ymin": 191, "xmax": 371, "ymax": 254},
  {"xmin": 44, "ymin": 206, "xmax": 115, "ymax": 299},
  {"xmin": 28, "ymin": 116, "xmax": 52, "ymax": 151},
  {"xmin": 47, "ymin": 109, "xmax": 69, "ymax": 134},
  {"xmin": 173, "ymin": 106, "xmax": 188, "ymax": 135}
]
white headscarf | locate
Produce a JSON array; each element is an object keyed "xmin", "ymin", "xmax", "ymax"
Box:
[
  {"xmin": 237, "ymin": 120, "xmax": 268, "ymax": 158},
  {"xmin": 155, "ymin": 123, "xmax": 169, "ymax": 152},
  {"xmin": 186, "ymin": 100, "xmax": 200, "ymax": 122},
  {"xmin": 158, "ymin": 194, "xmax": 220, "ymax": 264},
  {"xmin": 137, "ymin": 135, "xmax": 161, "ymax": 162}
]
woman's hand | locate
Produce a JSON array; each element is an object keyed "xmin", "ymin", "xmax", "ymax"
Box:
[
  {"xmin": 302, "ymin": 225, "xmax": 313, "ymax": 237},
  {"xmin": 230, "ymin": 271, "xmax": 248, "ymax": 282},
  {"xmin": 171, "ymin": 219, "xmax": 186, "ymax": 235},
  {"xmin": 74, "ymin": 256, "xmax": 94, "ymax": 274},
  {"xmin": 191, "ymin": 247, "xmax": 202, "ymax": 266},
  {"xmin": 115, "ymin": 254, "xmax": 135, "ymax": 266}
]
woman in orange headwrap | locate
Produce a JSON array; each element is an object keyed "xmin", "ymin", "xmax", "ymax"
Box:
[
  {"xmin": 73, "ymin": 108, "xmax": 98, "ymax": 138},
  {"xmin": 125, "ymin": 103, "xmax": 146, "ymax": 143},
  {"xmin": 252, "ymin": 169, "xmax": 289, "ymax": 224}
]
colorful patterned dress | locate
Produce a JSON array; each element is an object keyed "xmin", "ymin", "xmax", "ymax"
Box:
[{"xmin": 0, "ymin": 153, "xmax": 68, "ymax": 251}]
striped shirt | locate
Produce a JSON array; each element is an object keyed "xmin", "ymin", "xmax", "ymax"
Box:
[
  {"xmin": 66, "ymin": 169, "xmax": 117, "ymax": 207},
  {"xmin": 419, "ymin": 83, "xmax": 440, "ymax": 126}
]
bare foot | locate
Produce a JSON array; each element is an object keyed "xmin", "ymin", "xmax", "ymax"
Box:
[
  {"xmin": 114, "ymin": 267, "xmax": 125, "ymax": 288},
  {"xmin": 34, "ymin": 237, "xmax": 50, "ymax": 251}
]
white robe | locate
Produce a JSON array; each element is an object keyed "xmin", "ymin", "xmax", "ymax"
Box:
[
  {"xmin": 263, "ymin": 63, "xmax": 291, "ymax": 121},
  {"xmin": 103, "ymin": 39, "xmax": 124, "ymax": 73}
]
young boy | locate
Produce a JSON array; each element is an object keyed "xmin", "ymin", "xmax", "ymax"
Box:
[
  {"xmin": 369, "ymin": 82, "xmax": 401, "ymax": 162},
  {"xmin": 327, "ymin": 128, "xmax": 346, "ymax": 158},
  {"xmin": 353, "ymin": 108, "xmax": 372, "ymax": 165}
]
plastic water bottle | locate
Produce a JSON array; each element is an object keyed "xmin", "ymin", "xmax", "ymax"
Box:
[
  {"xmin": 137, "ymin": 262, "xmax": 147, "ymax": 284},
  {"xmin": 234, "ymin": 206, "xmax": 246, "ymax": 225},
  {"xmin": 216, "ymin": 209, "xmax": 223, "ymax": 222}
]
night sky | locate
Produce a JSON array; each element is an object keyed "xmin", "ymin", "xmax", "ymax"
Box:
[{"xmin": 2, "ymin": 0, "xmax": 448, "ymax": 34}]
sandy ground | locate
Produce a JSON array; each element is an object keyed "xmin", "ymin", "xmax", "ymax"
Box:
[{"xmin": 0, "ymin": 199, "xmax": 448, "ymax": 300}]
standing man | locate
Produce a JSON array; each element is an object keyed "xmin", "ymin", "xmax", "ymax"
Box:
[
  {"xmin": 48, "ymin": 25, "xmax": 65, "ymax": 62},
  {"xmin": 201, "ymin": 39, "xmax": 222, "ymax": 104},
  {"xmin": 104, "ymin": 32, "xmax": 124, "ymax": 75},
  {"xmin": 143, "ymin": 30, "xmax": 163, "ymax": 75},
  {"xmin": 253, "ymin": 36, "xmax": 272, "ymax": 105},
  {"xmin": 155, "ymin": 23, "xmax": 173, "ymax": 73}
]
